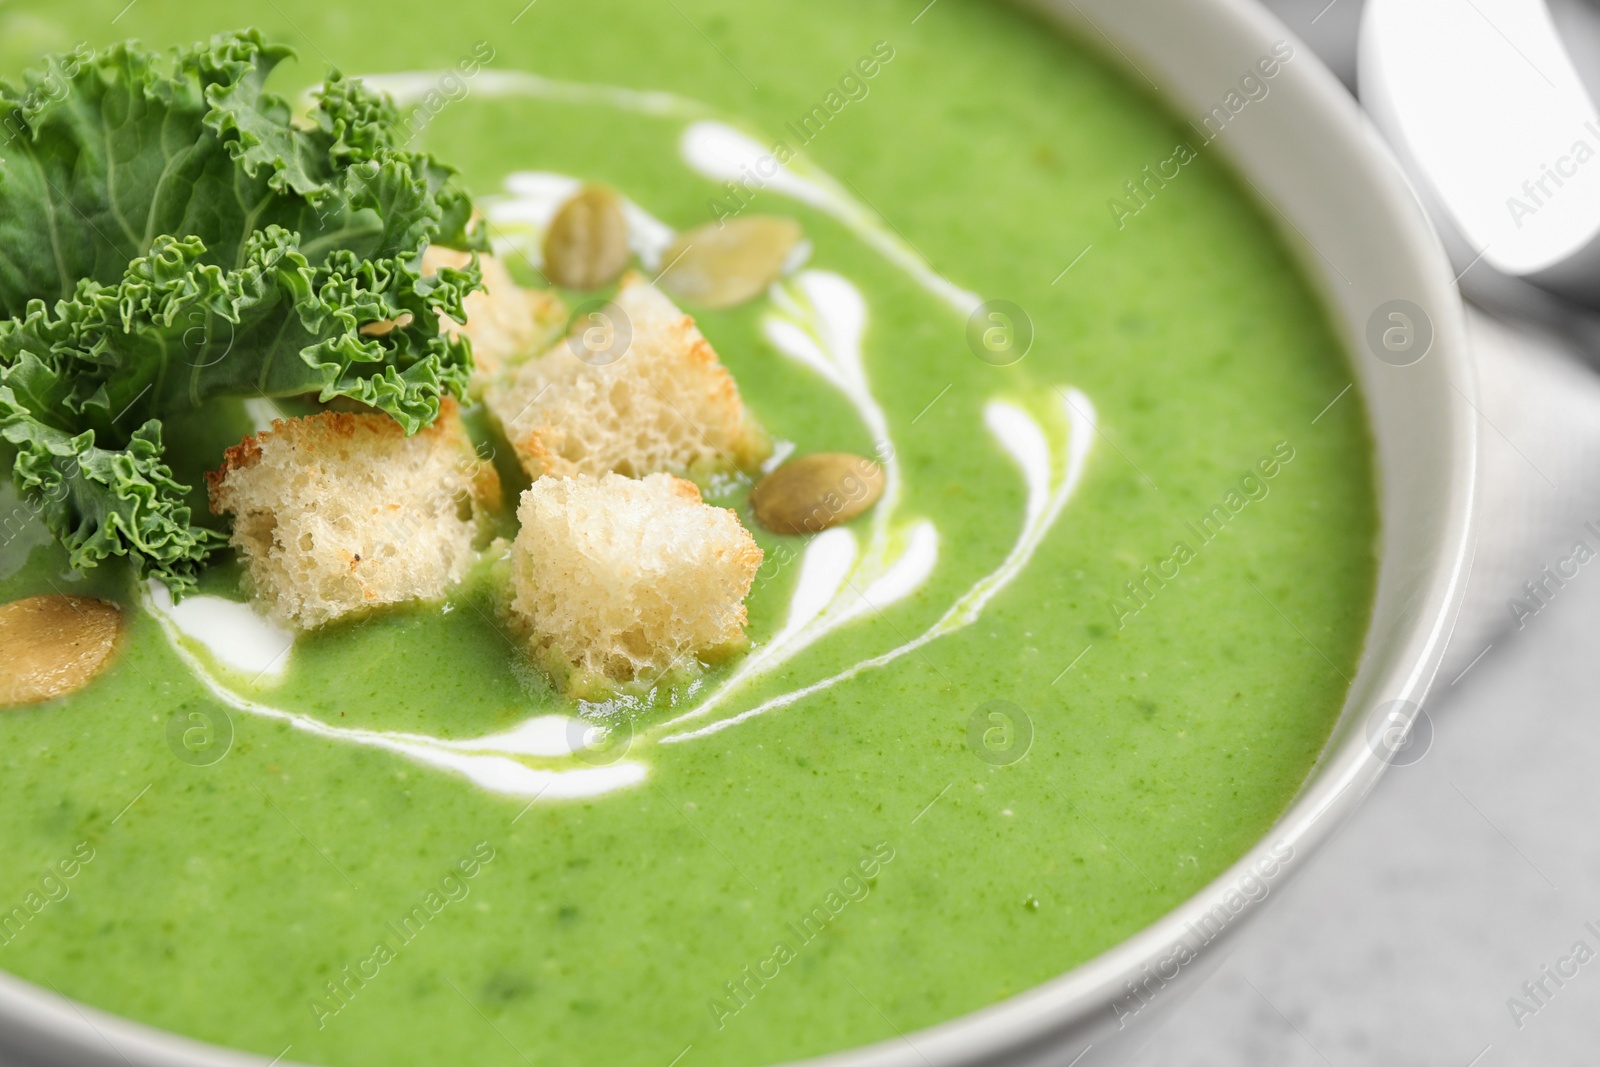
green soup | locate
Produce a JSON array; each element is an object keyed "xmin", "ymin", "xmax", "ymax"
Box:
[{"xmin": 0, "ymin": 2, "xmax": 1375, "ymax": 1065}]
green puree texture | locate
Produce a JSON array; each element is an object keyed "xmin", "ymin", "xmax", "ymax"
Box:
[{"xmin": 0, "ymin": 2, "xmax": 1376, "ymax": 1065}]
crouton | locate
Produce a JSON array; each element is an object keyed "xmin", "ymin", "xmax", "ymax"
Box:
[
  {"xmin": 484, "ymin": 273, "xmax": 770, "ymax": 482},
  {"xmin": 509, "ymin": 473, "xmax": 762, "ymax": 696},
  {"xmin": 422, "ymin": 246, "xmax": 566, "ymax": 379},
  {"xmin": 207, "ymin": 401, "xmax": 500, "ymax": 629}
]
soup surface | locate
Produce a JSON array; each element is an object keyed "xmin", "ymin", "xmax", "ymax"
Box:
[{"xmin": 0, "ymin": 2, "xmax": 1375, "ymax": 1065}]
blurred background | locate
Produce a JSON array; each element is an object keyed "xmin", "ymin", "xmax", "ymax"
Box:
[{"xmin": 1127, "ymin": 1, "xmax": 1600, "ymax": 1063}]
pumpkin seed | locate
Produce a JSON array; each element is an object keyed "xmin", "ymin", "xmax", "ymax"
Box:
[
  {"xmin": 658, "ymin": 216, "xmax": 803, "ymax": 309},
  {"xmin": 750, "ymin": 452, "xmax": 885, "ymax": 535},
  {"xmin": 358, "ymin": 312, "xmax": 414, "ymax": 338},
  {"xmin": 543, "ymin": 185, "xmax": 631, "ymax": 290},
  {"xmin": 0, "ymin": 596, "xmax": 122, "ymax": 707}
]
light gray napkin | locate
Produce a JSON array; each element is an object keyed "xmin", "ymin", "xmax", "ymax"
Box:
[{"xmin": 1438, "ymin": 307, "xmax": 1600, "ymax": 689}]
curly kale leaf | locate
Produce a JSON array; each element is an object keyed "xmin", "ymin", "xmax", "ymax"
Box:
[
  {"xmin": 1, "ymin": 398, "xmax": 225, "ymax": 591},
  {"xmin": 0, "ymin": 31, "xmax": 486, "ymax": 593}
]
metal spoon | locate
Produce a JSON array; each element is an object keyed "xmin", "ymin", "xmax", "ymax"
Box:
[{"xmin": 1266, "ymin": 0, "xmax": 1600, "ymax": 355}]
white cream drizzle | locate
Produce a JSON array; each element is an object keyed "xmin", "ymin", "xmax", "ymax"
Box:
[
  {"xmin": 662, "ymin": 389, "xmax": 1097, "ymax": 744},
  {"xmin": 146, "ymin": 583, "xmax": 294, "ymax": 681},
  {"xmin": 678, "ymin": 121, "xmax": 983, "ymax": 316},
  {"xmin": 354, "ymin": 70, "xmax": 712, "ymax": 122},
  {"xmin": 653, "ymin": 269, "xmax": 939, "ymax": 733},
  {"xmin": 241, "ymin": 397, "xmax": 281, "ymax": 433},
  {"xmin": 150, "ymin": 70, "xmax": 1100, "ymax": 802},
  {"xmin": 766, "ymin": 272, "xmax": 901, "ymax": 532},
  {"xmin": 143, "ymin": 582, "xmax": 645, "ymax": 799}
]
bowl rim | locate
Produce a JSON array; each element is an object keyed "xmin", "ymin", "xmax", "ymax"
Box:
[{"xmin": 0, "ymin": 1, "xmax": 1476, "ymax": 1065}]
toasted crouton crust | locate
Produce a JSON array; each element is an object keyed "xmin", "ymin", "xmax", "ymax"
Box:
[
  {"xmin": 208, "ymin": 400, "xmax": 500, "ymax": 629},
  {"xmin": 484, "ymin": 273, "xmax": 770, "ymax": 482},
  {"xmin": 422, "ymin": 246, "xmax": 566, "ymax": 380},
  {"xmin": 509, "ymin": 472, "xmax": 762, "ymax": 696}
]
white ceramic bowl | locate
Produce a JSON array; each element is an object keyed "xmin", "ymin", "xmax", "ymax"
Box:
[{"xmin": 0, "ymin": 1, "xmax": 1474, "ymax": 1064}]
